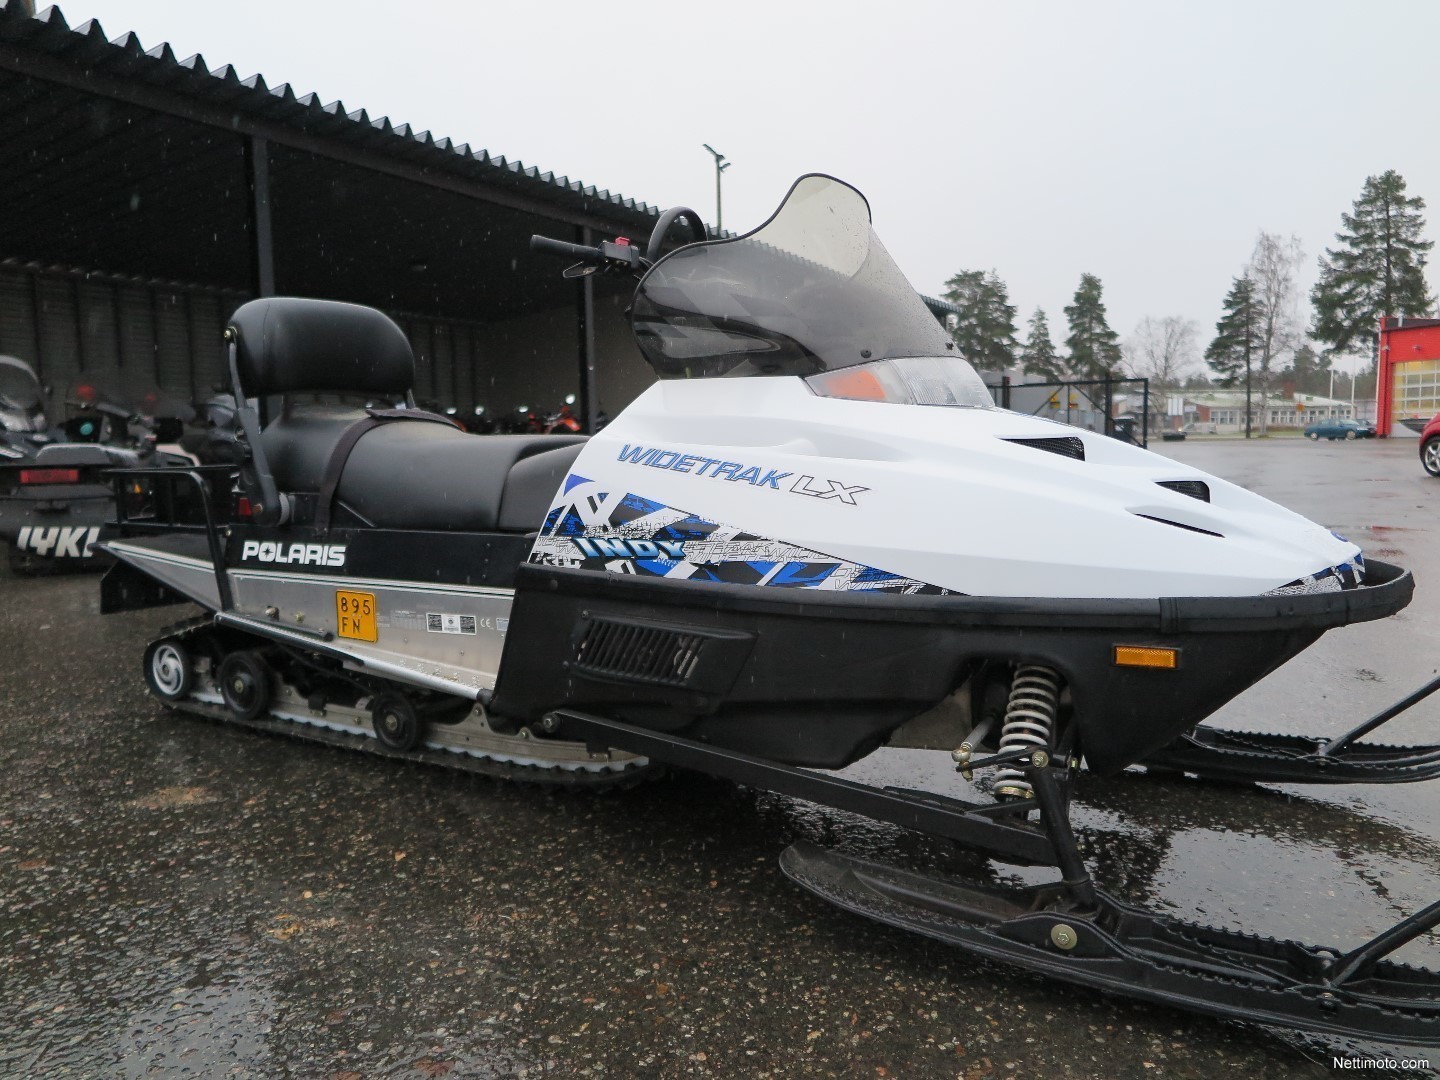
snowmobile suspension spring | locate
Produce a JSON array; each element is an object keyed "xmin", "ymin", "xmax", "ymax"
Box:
[{"xmin": 993, "ymin": 665, "xmax": 1063, "ymax": 799}]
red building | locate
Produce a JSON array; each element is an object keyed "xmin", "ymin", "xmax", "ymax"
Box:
[{"xmin": 1378, "ymin": 316, "xmax": 1440, "ymax": 437}]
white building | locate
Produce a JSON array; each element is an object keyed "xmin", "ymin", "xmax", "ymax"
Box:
[{"xmin": 1187, "ymin": 391, "xmax": 1354, "ymax": 435}]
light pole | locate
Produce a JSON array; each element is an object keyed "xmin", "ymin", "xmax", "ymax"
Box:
[{"xmin": 702, "ymin": 144, "xmax": 730, "ymax": 233}]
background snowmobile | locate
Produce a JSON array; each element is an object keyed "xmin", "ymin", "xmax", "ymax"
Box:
[
  {"xmin": 96, "ymin": 175, "xmax": 1440, "ymax": 1045},
  {"xmin": 179, "ymin": 391, "xmax": 244, "ymax": 466},
  {"xmin": 0, "ymin": 358, "xmax": 193, "ymax": 573}
]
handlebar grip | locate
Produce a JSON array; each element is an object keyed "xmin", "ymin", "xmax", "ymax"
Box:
[{"xmin": 530, "ymin": 235, "xmax": 603, "ymax": 261}]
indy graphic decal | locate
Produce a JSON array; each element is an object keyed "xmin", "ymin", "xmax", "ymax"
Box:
[
  {"xmin": 529, "ymin": 474, "xmax": 951, "ymax": 594},
  {"xmin": 1265, "ymin": 551, "xmax": 1365, "ymax": 596}
]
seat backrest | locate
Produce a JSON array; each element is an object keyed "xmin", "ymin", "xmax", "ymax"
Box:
[{"xmin": 227, "ymin": 297, "xmax": 414, "ymax": 399}]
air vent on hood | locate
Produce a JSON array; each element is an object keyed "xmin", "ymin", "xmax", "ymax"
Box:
[
  {"xmin": 1156, "ymin": 480, "xmax": 1210, "ymax": 502},
  {"xmin": 1005, "ymin": 436, "xmax": 1085, "ymax": 461},
  {"xmin": 1134, "ymin": 514, "xmax": 1223, "ymax": 538}
]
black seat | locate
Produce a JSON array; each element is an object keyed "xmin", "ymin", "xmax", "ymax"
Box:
[
  {"xmin": 337, "ymin": 428, "xmax": 585, "ymax": 532},
  {"xmin": 260, "ymin": 405, "xmax": 368, "ymax": 493},
  {"xmin": 227, "ymin": 297, "xmax": 585, "ymax": 533}
]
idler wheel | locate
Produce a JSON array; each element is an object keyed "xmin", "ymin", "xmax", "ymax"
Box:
[
  {"xmin": 144, "ymin": 638, "xmax": 194, "ymax": 702},
  {"xmin": 218, "ymin": 650, "xmax": 273, "ymax": 721},
  {"xmin": 371, "ymin": 692, "xmax": 425, "ymax": 752}
]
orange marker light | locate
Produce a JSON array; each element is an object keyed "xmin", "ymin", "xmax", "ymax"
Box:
[
  {"xmin": 810, "ymin": 367, "xmax": 891, "ymax": 401},
  {"xmin": 1114, "ymin": 645, "xmax": 1179, "ymax": 669}
]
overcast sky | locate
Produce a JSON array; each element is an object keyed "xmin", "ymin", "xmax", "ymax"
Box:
[{"xmin": 68, "ymin": 0, "xmax": 1440, "ymax": 375}]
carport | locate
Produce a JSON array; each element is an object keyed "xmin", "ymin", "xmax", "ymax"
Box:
[{"xmin": 0, "ymin": 1, "xmax": 663, "ymax": 428}]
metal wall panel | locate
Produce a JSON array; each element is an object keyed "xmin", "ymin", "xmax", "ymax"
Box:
[
  {"xmin": 432, "ymin": 321, "xmax": 455, "ymax": 407},
  {"xmin": 0, "ymin": 269, "xmax": 39, "ymax": 364},
  {"xmin": 152, "ymin": 289, "xmax": 191, "ymax": 397},
  {"xmin": 460, "ymin": 325, "xmax": 478, "ymax": 408},
  {"xmin": 409, "ymin": 318, "xmax": 433, "ymax": 402},
  {"xmin": 34, "ymin": 276, "xmax": 80, "ymax": 389},
  {"xmin": 77, "ymin": 281, "xmax": 119, "ymax": 372},
  {"xmin": 116, "ymin": 284, "xmax": 158, "ymax": 384},
  {"xmin": 188, "ymin": 292, "xmax": 225, "ymax": 394}
]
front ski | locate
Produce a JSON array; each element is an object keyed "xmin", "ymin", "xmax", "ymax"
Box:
[
  {"xmin": 552, "ymin": 709, "xmax": 1440, "ymax": 1046},
  {"xmin": 780, "ymin": 842, "xmax": 1440, "ymax": 1046}
]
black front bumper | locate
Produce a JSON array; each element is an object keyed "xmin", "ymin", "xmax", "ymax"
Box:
[{"xmin": 493, "ymin": 561, "xmax": 1413, "ymax": 774}]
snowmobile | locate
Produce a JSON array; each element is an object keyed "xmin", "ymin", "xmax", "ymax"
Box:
[
  {"xmin": 179, "ymin": 392, "xmax": 244, "ymax": 466},
  {"xmin": 0, "ymin": 362, "xmax": 193, "ymax": 573},
  {"xmin": 96, "ymin": 174, "xmax": 1440, "ymax": 1045}
]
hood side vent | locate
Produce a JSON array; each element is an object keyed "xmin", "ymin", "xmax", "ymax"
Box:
[
  {"xmin": 1157, "ymin": 480, "xmax": 1210, "ymax": 502},
  {"xmin": 1134, "ymin": 513, "xmax": 1223, "ymax": 538},
  {"xmin": 571, "ymin": 615, "xmax": 756, "ymax": 694},
  {"xmin": 1005, "ymin": 436, "xmax": 1085, "ymax": 461},
  {"xmin": 574, "ymin": 618, "xmax": 706, "ymax": 687}
]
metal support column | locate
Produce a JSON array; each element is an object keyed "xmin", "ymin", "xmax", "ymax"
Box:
[
  {"xmin": 578, "ymin": 225, "xmax": 598, "ymax": 434},
  {"xmin": 111, "ymin": 282, "xmax": 126, "ymax": 371},
  {"xmin": 247, "ymin": 135, "xmax": 275, "ymax": 298},
  {"xmin": 70, "ymin": 277, "xmax": 86, "ymax": 372},
  {"xmin": 28, "ymin": 271, "xmax": 44, "ymax": 379},
  {"xmin": 147, "ymin": 287, "xmax": 162, "ymax": 386}
]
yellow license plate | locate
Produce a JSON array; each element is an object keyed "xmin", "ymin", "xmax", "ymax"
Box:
[{"xmin": 336, "ymin": 590, "xmax": 378, "ymax": 642}]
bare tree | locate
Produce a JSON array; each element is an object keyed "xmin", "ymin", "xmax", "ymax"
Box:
[
  {"xmin": 1124, "ymin": 315, "xmax": 1200, "ymax": 390},
  {"xmin": 1248, "ymin": 231, "xmax": 1305, "ymax": 434}
]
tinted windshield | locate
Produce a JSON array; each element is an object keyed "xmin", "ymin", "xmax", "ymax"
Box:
[
  {"xmin": 64, "ymin": 371, "xmax": 191, "ymax": 421},
  {"xmin": 631, "ymin": 174, "xmax": 954, "ymax": 378},
  {"xmin": 0, "ymin": 355, "xmax": 41, "ymax": 411}
]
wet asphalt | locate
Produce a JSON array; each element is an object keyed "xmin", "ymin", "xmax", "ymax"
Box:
[{"xmin": 2, "ymin": 436, "xmax": 1439, "ymax": 1079}]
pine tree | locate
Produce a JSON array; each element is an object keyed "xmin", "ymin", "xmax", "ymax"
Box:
[
  {"xmin": 1311, "ymin": 170, "xmax": 1433, "ymax": 360},
  {"xmin": 1205, "ymin": 277, "xmax": 1260, "ymax": 439},
  {"xmin": 1063, "ymin": 273, "xmax": 1122, "ymax": 379},
  {"xmin": 942, "ymin": 268, "xmax": 1018, "ymax": 372},
  {"xmin": 1283, "ymin": 343, "xmax": 1332, "ymax": 396},
  {"xmin": 1020, "ymin": 307, "xmax": 1065, "ymax": 380}
]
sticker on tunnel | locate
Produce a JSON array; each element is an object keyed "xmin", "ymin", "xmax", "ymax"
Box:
[
  {"xmin": 426, "ymin": 612, "xmax": 477, "ymax": 635},
  {"xmin": 336, "ymin": 590, "xmax": 378, "ymax": 642}
]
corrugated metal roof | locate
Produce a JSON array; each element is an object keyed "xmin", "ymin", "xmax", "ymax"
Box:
[
  {"xmin": 921, "ymin": 294, "xmax": 960, "ymax": 317},
  {"xmin": 0, "ymin": 1, "xmax": 665, "ymax": 227},
  {"xmin": 0, "ymin": 2, "xmax": 958, "ymax": 323}
]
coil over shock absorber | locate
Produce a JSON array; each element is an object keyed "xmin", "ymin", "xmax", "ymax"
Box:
[{"xmin": 994, "ymin": 665, "xmax": 1064, "ymax": 799}]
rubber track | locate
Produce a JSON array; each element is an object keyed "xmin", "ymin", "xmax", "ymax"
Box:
[{"xmin": 149, "ymin": 615, "xmax": 657, "ymax": 792}]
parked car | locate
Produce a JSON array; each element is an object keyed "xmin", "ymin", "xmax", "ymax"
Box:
[
  {"xmin": 1303, "ymin": 418, "xmax": 1370, "ymax": 441},
  {"xmin": 1353, "ymin": 419, "xmax": 1377, "ymax": 437},
  {"xmin": 1420, "ymin": 411, "xmax": 1440, "ymax": 476}
]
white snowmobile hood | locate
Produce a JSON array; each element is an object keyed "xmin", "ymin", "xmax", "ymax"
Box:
[{"xmin": 559, "ymin": 376, "xmax": 1360, "ymax": 599}]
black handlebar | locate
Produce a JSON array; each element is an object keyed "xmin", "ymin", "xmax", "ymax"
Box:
[
  {"xmin": 530, "ymin": 234, "xmax": 644, "ymax": 276},
  {"xmin": 529, "ymin": 235, "xmax": 604, "ymax": 262}
]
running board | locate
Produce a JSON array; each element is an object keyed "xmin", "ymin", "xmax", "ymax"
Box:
[
  {"xmin": 213, "ymin": 611, "xmax": 488, "ymax": 702},
  {"xmin": 781, "ymin": 842, "xmax": 1440, "ymax": 1046},
  {"xmin": 1143, "ymin": 672, "xmax": 1440, "ymax": 784}
]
